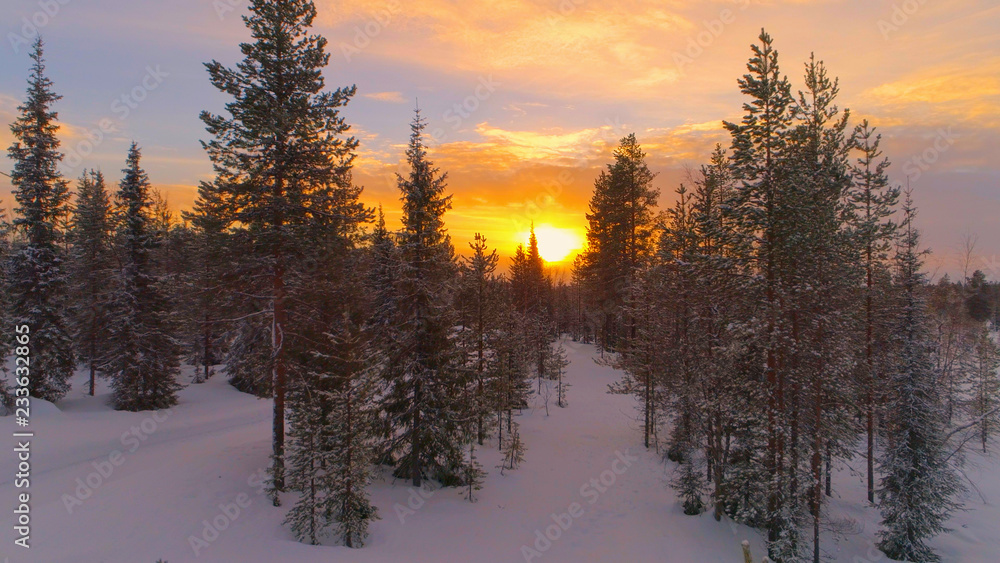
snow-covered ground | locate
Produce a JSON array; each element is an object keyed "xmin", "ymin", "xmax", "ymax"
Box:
[{"xmin": 2, "ymin": 341, "xmax": 999, "ymax": 562}]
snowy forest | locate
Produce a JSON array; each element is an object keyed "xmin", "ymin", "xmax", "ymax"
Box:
[{"xmin": 2, "ymin": 1, "xmax": 1000, "ymax": 562}]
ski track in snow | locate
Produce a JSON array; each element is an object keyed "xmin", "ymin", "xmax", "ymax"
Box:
[{"xmin": 2, "ymin": 342, "xmax": 999, "ymax": 562}]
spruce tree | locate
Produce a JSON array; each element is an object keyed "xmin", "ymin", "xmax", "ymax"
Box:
[
  {"xmin": 380, "ymin": 110, "xmax": 467, "ymax": 487},
  {"xmin": 5, "ymin": 38, "xmax": 74, "ymax": 401},
  {"xmin": 68, "ymin": 170, "xmax": 114, "ymax": 396},
  {"xmin": 0, "ymin": 209, "xmax": 12, "ymax": 411},
  {"xmin": 201, "ymin": 0, "xmax": 358, "ymax": 496},
  {"xmin": 104, "ymin": 143, "xmax": 181, "ymax": 411},
  {"xmin": 510, "ymin": 226, "xmax": 553, "ymax": 391},
  {"xmin": 574, "ymin": 134, "xmax": 658, "ymax": 351},
  {"xmin": 181, "ymin": 180, "xmax": 232, "ymax": 384},
  {"xmin": 285, "ymin": 316, "xmax": 379, "ymax": 548},
  {"xmin": 877, "ymin": 193, "xmax": 962, "ymax": 563},
  {"xmin": 492, "ymin": 292, "xmax": 532, "ymax": 451},
  {"xmin": 464, "ymin": 442, "xmax": 485, "ymax": 502},
  {"xmin": 368, "ymin": 206, "xmax": 399, "ymax": 332},
  {"xmin": 459, "ymin": 233, "xmax": 500, "ymax": 444}
]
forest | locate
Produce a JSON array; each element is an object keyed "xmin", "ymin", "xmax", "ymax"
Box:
[{"xmin": 3, "ymin": 1, "xmax": 999, "ymax": 562}]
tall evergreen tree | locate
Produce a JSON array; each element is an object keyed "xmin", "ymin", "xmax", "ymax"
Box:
[
  {"xmin": 877, "ymin": 193, "xmax": 962, "ymax": 562},
  {"xmin": 181, "ymin": 180, "xmax": 231, "ymax": 385},
  {"xmin": 492, "ymin": 290, "xmax": 532, "ymax": 452},
  {"xmin": 5, "ymin": 38, "xmax": 74, "ymax": 401},
  {"xmin": 723, "ymin": 29, "xmax": 796, "ymax": 557},
  {"xmin": 285, "ymin": 315, "xmax": 379, "ymax": 547},
  {"xmin": 786, "ymin": 55, "xmax": 857, "ymax": 563},
  {"xmin": 459, "ymin": 233, "xmax": 501, "ymax": 445},
  {"xmin": 200, "ymin": 0, "xmax": 358, "ymax": 497},
  {"xmin": 574, "ymin": 134, "xmax": 658, "ymax": 351},
  {"xmin": 380, "ymin": 110, "xmax": 468, "ymax": 487},
  {"xmin": 847, "ymin": 119, "xmax": 900, "ymax": 503},
  {"xmin": 0, "ymin": 208, "xmax": 12, "ymax": 409},
  {"xmin": 368, "ymin": 206, "xmax": 399, "ymax": 331},
  {"xmin": 104, "ymin": 144, "xmax": 181, "ymax": 411},
  {"xmin": 511, "ymin": 225, "xmax": 553, "ymax": 390},
  {"xmin": 68, "ymin": 170, "xmax": 114, "ymax": 396}
]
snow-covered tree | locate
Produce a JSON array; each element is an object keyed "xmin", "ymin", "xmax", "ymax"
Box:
[
  {"xmin": 0, "ymin": 209, "xmax": 12, "ymax": 409},
  {"xmin": 233, "ymin": 306, "xmax": 278, "ymax": 379},
  {"xmin": 491, "ymin": 293, "xmax": 533, "ymax": 451},
  {"xmin": 457, "ymin": 233, "xmax": 501, "ymax": 444},
  {"xmin": 379, "ymin": 110, "xmax": 468, "ymax": 487},
  {"xmin": 846, "ymin": 119, "xmax": 900, "ymax": 503},
  {"xmin": 574, "ymin": 134, "xmax": 659, "ymax": 351},
  {"xmin": 510, "ymin": 226, "xmax": 555, "ymax": 395},
  {"xmin": 546, "ymin": 341, "xmax": 569, "ymax": 408},
  {"xmin": 877, "ymin": 193, "xmax": 963, "ymax": 563},
  {"xmin": 103, "ymin": 144, "xmax": 181, "ymax": 411},
  {"xmin": 464, "ymin": 442, "xmax": 485, "ymax": 503},
  {"xmin": 967, "ymin": 325, "xmax": 1000, "ymax": 453},
  {"xmin": 68, "ymin": 170, "xmax": 114, "ymax": 396},
  {"xmin": 723, "ymin": 30, "xmax": 797, "ymax": 556},
  {"xmin": 285, "ymin": 316, "xmax": 379, "ymax": 547},
  {"xmin": 499, "ymin": 422, "xmax": 526, "ymax": 475},
  {"xmin": 201, "ymin": 0, "xmax": 358, "ymax": 496},
  {"xmin": 5, "ymin": 38, "xmax": 74, "ymax": 401},
  {"xmin": 180, "ymin": 180, "xmax": 232, "ymax": 385}
]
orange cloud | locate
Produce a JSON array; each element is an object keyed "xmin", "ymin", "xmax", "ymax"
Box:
[{"xmin": 364, "ymin": 91, "xmax": 408, "ymax": 103}]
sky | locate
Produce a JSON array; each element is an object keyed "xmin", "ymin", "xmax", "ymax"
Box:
[{"xmin": 1, "ymin": 0, "xmax": 998, "ymax": 278}]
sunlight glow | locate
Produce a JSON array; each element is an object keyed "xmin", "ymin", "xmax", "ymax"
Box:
[{"xmin": 522, "ymin": 224, "xmax": 584, "ymax": 263}]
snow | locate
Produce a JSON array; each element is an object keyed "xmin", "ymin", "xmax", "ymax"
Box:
[{"xmin": 2, "ymin": 341, "xmax": 999, "ymax": 562}]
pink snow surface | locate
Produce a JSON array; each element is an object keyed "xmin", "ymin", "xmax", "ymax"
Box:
[{"xmin": 2, "ymin": 341, "xmax": 998, "ymax": 562}]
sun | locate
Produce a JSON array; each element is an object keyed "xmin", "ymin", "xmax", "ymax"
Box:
[{"xmin": 522, "ymin": 225, "xmax": 583, "ymax": 263}]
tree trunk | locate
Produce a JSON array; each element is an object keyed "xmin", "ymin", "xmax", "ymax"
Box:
[{"xmin": 271, "ymin": 259, "xmax": 286, "ymax": 503}]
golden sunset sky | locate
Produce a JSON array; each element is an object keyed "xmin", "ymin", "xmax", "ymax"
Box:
[{"xmin": 2, "ymin": 0, "xmax": 998, "ymax": 276}]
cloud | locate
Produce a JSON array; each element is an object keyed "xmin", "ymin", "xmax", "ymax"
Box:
[
  {"xmin": 315, "ymin": 0, "xmax": 691, "ymax": 100},
  {"xmin": 364, "ymin": 91, "xmax": 408, "ymax": 103},
  {"xmin": 862, "ymin": 60, "xmax": 1000, "ymax": 128}
]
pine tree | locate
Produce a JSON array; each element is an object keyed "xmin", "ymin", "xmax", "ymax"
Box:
[
  {"xmin": 181, "ymin": 180, "xmax": 232, "ymax": 385},
  {"xmin": 201, "ymin": 0, "xmax": 358, "ymax": 497},
  {"xmin": 547, "ymin": 341, "xmax": 569, "ymax": 408},
  {"xmin": 68, "ymin": 170, "xmax": 114, "ymax": 396},
  {"xmin": 379, "ymin": 110, "xmax": 468, "ymax": 487},
  {"xmin": 459, "ymin": 233, "xmax": 500, "ymax": 444},
  {"xmin": 510, "ymin": 226, "xmax": 553, "ymax": 391},
  {"xmin": 226, "ymin": 312, "xmax": 274, "ymax": 396},
  {"xmin": 675, "ymin": 444, "xmax": 707, "ymax": 516},
  {"xmin": 723, "ymin": 29, "xmax": 796, "ymax": 558},
  {"xmin": 877, "ymin": 193, "xmax": 962, "ymax": 563},
  {"xmin": 5, "ymin": 38, "xmax": 74, "ymax": 401},
  {"xmin": 368, "ymin": 206, "xmax": 399, "ymax": 331},
  {"xmin": 574, "ymin": 134, "xmax": 659, "ymax": 351},
  {"xmin": 464, "ymin": 442, "xmax": 485, "ymax": 502},
  {"xmin": 499, "ymin": 422, "xmax": 526, "ymax": 475},
  {"xmin": 968, "ymin": 325, "xmax": 1000, "ymax": 453},
  {"xmin": 786, "ymin": 55, "xmax": 858, "ymax": 562},
  {"xmin": 104, "ymin": 144, "xmax": 182, "ymax": 411},
  {"xmin": 285, "ymin": 316, "xmax": 379, "ymax": 547},
  {"xmin": 847, "ymin": 119, "xmax": 900, "ymax": 503},
  {"xmin": 491, "ymin": 294, "xmax": 532, "ymax": 451},
  {"xmin": 0, "ymin": 209, "xmax": 12, "ymax": 411}
]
